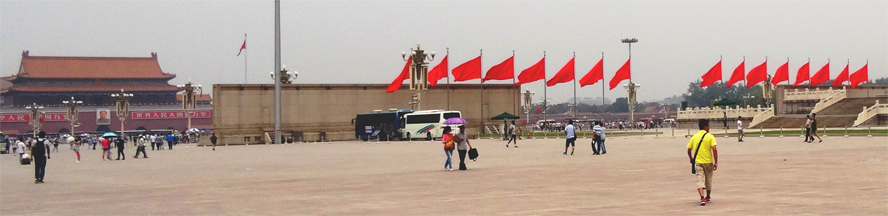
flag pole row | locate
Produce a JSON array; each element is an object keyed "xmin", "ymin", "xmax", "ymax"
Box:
[{"xmin": 701, "ymin": 57, "xmax": 870, "ymax": 89}]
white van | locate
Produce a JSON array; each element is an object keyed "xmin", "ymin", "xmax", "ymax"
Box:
[{"xmin": 401, "ymin": 110, "xmax": 462, "ymax": 140}]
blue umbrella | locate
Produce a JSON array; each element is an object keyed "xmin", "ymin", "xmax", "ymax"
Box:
[
  {"xmin": 102, "ymin": 132, "xmax": 118, "ymax": 137},
  {"xmin": 443, "ymin": 118, "xmax": 468, "ymax": 125}
]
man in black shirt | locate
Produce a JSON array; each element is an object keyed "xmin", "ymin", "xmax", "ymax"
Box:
[
  {"xmin": 115, "ymin": 136, "xmax": 126, "ymax": 160},
  {"xmin": 31, "ymin": 131, "xmax": 51, "ymax": 184},
  {"xmin": 210, "ymin": 133, "xmax": 218, "ymax": 151}
]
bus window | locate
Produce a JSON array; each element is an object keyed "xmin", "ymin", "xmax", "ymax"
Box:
[
  {"xmin": 443, "ymin": 112, "xmax": 461, "ymax": 120},
  {"xmin": 406, "ymin": 114, "xmax": 440, "ymax": 124}
]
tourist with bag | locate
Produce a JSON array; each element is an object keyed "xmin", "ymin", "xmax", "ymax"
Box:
[
  {"xmin": 686, "ymin": 119, "xmax": 718, "ymax": 206},
  {"xmin": 441, "ymin": 126, "xmax": 454, "ymax": 171}
]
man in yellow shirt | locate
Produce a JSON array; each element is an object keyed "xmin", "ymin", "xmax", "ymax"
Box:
[{"xmin": 687, "ymin": 119, "xmax": 718, "ymax": 206}]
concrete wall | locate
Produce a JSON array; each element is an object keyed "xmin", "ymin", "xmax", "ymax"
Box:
[{"xmin": 212, "ymin": 84, "xmax": 520, "ymax": 144}]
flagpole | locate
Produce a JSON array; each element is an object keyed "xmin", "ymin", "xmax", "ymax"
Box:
[
  {"xmin": 446, "ymin": 48, "xmax": 450, "ymax": 111},
  {"xmin": 572, "ymin": 51, "xmax": 577, "ymax": 119},
  {"xmin": 512, "ymin": 50, "xmax": 517, "ymax": 116},
  {"xmin": 479, "ymin": 49, "xmax": 484, "ymax": 131},
  {"xmin": 244, "ymin": 33, "xmax": 248, "ymax": 84},
  {"xmin": 602, "ymin": 52, "xmax": 606, "ymax": 106},
  {"xmin": 543, "ymin": 51, "xmax": 547, "ymax": 127}
]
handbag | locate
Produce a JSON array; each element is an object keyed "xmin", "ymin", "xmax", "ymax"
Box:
[
  {"xmin": 691, "ymin": 132, "xmax": 707, "ymax": 174},
  {"xmin": 444, "ymin": 139, "xmax": 454, "ymax": 150}
]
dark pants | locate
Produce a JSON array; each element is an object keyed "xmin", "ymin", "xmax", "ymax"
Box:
[
  {"xmin": 135, "ymin": 146, "xmax": 147, "ymax": 157},
  {"xmin": 151, "ymin": 143, "xmax": 155, "ymax": 150},
  {"xmin": 458, "ymin": 150, "xmax": 467, "ymax": 170},
  {"xmin": 591, "ymin": 139, "xmax": 600, "ymax": 154},
  {"xmin": 117, "ymin": 148, "xmax": 125, "ymax": 160},
  {"xmin": 168, "ymin": 141, "xmax": 173, "ymax": 150},
  {"xmin": 805, "ymin": 128, "xmax": 811, "ymax": 142},
  {"xmin": 34, "ymin": 157, "xmax": 46, "ymax": 180}
]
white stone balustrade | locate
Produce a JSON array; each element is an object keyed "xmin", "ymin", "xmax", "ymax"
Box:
[
  {"xmin": 854, "ymin": 100, "xmax": 888, "ymax": 127},
  {"xmin": 810, "ymin": 89, "xmax": 847, "ymax": 115},
  {"xmin": 784, "ymin": 86, "xmax": 845, "ymax": 101},
  {"xmin": 678, "ymin": 104, "xmax": 773, "ymax": 120}
]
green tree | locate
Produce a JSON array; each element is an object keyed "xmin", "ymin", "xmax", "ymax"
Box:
[{"xmin": 611, "ymin": 97, "xmax": 629, "ymax": 113}]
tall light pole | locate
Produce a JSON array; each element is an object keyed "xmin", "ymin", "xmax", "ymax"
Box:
[
  {"xmin": 522, "ymin": 90, "xmax": 534, "ymax": 131},
  {"xmin": 269, "ymin": 65, "xmax": 298, "ymax": 84},
  {"xmin": 273, "ymin": 0, "xmax": 282, "ymax": 144},
  {"xmin": 621, "ymin": 38, "xmax": 639, "ymax": 127},
  {"xmin": 401, "ymin": 44, "xmax": 435, "ymax": 110},
  {"xmin": 177, "ymin": 82, "xmax": 201, "ymax": 130},
  {"xmin": 63, "ymin": 97, "xmax": 83, "ymax": 135},
  {"xmin": 25, "ymin": 103, "xmax": 44, "ymax": 137},
  {"xmin": 112, "ymin": 90, "xmax": 133, "ymax": 133}
]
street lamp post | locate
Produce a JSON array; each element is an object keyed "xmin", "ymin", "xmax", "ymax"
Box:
[
  {"xmin": 177, "ymin": 82, "xmax": 202, "ymax": 130},
  {"xmin": 111, "ymin": 90, "xmax": 133, "ymax": 133},
  {"xmin": 269, "ymin": 65, "xmax": 298, "ymax": 84},
  {"xmin": 401, "ymin": 44, "xmax": 435, "ymax": 110},
  {"xmin": 522, "ymin": 90, "xmax": 534, "ymax": 131},
  {"xmin": 63, "ymin": 97, "xmax": 83, "ymax": 135},
  {"xmin": 621, "ymin": 38, "xmax": 639, "ymax": 127},
  {"xmin": 25, "ymin": 103, "xmax": 44, "ymax": 137}
]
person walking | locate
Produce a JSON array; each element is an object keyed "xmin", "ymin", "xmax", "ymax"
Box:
[
  {"xmin": 804, "ymin": 115, "xmax": 812, "ymax": 143},
  {"xmin": 30, "ymin": 131, "xmax": 51, "ymax": 184},
  {"xmin": 210, "ymin": 133, "xmax": 218, "ymax": 151},
  {"xmin": 453, "ymin": 125, "xmax": 473, "ymax": 170},
  {"xmin": 736, "ymin": 116, "xmax": 744, "ymax": 142},
  {"xmin": 115, "ymin": 136, "xmax": 126, "ymax": 160},
  {"xmin": 72, "ymin": 136, "xmax": 82, "ymax": 163},
  {"xmin": 506, "ymin": 121, "xmax": 518, "ymax": 148},
  {"xmin": 52, "ymin": 138, "xmax": 59, "ymax": 152},
  {"xmin": 810, "ymin": 113, "xmax": 823, "ymax": 143},
  {"xmin": 166, "ymin": 133, "xmax": 175, "ymax": 150},
  {"xmin": 563, "ymin": 120, "xmax": 576, "ymax": 155},
  {"xmin": 134, "ymin": 135, "xmax": 148, "ymax": 159},
  {"xmin": 100, "ymin": 136, "xmax": 112, "ymax": 161},
  {"xmin": 149, "ymin": 134, "xmax": 156, "ymax": 150},
  {"xmin": 687, "ymin": 119, "xmax": 718, "ymax": 206},
  {"xmin": 441, "ymin": 126, "xmax": 455, "ymax": 171},
  {"xmin": 592, "ymin": 122, "xmax": 607, "ymax": 155},
  {"xmin": 15, "ymin": 139, "xmax": 26, "ymax": 160}
]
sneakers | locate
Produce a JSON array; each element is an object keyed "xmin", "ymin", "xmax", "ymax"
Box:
[
  {"xmin": 449, "ymin": 168, "xmax": 454, "ymax": 171},
  {"xmin": 563, "ymin": 152, "xmax": 567, "ymax": 155},
  {"xmin": 143, "ymin": 156, "xmax": 148, "ymax": 158},
  {"xmin": 570, "ymin": 151, "xmax": 574, "ymax": 155},
  {"xmin": 514, "ymin": 146, "xmax": 518, "ymax": 148},
  {"xmin": 75, "ymin": 160, "xmax": 80, "ymax": 163},
  {"xmin": 602, "ymin": 151, "xmax": 607, "ymax": 154},
  {"xmin": 705, "ymin": 196, "xmax": 711, "ymax": 203},
  {"xmin": 700, "ymin": 198, "xmax": 706, "ymax": 206}
]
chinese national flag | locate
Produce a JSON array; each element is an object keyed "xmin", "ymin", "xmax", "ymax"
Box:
[
  {"xmin": 771, "ymin": 61, "xmax": 789, "ymax": 87},
  {"xmin": 793, "ymin": 61, "xmax": 810, "ymax": 87},
  {"xmin": 832, "ymin": 63, "xmax": 849, "ymax": 88},
  {"xmin": 608, "ymin": 59, "xmax": 631, "ymax": 90},
  {"xmin": 535, "ymin": 107, "xmax": 542, "ymax": 114},
  {"xmin": 546, "ymin": 57, "xmax": 575, "ymax": 87},
  {"xmin": 39, "ymin": 114, "xmax": 45, "ymax": 123},
  {"xmin": 850, "ymin": 64, "xmax": 868, "ymax": 89},
  {"xmin": 746, "ymin": 60, "xmax": 767, "ymax": 88},
  {"xmin": 386, "ymin": 57, "xmax": 411, "ymax": 93},
  {"xmin": 810, "ymin": 62, "xmax": 830, "ymax": 86},
  {"xmin": 700, "ymin": 60, "xmax": 722, "ymax": 87},
  {"xmin": 726, "ymin": 60, "xmax": 745, "ymax": 87},
  {"xmin": 237, "ymin": 40, "xmax": 246, "ymax": 56},
  {"xmin": 452, "ymin": 56, "xmax": 482, "ymax": 82},
  {"xmin": 579, "ymin": 58, "xmax": 604, "ymax": 87},
  {"xmin": 483, "ymin": 56, "xmax": 514, "ymax": 82},
  {"xmin": 516, "ymin": 57, "xmax": 545, "ymax": 85},
  {"xmin": 427, "ymin": 55, "xmax": 448, "ymax": 87}
]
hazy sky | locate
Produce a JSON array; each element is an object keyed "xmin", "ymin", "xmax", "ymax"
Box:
[{"xmin": 2, "ymin": 0, "xmax": 886, "ymax": 103}]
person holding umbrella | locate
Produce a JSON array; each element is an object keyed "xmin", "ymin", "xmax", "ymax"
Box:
[{"xmin": 100, "ymin": 132, "xmax": 115, "ymax": 161}]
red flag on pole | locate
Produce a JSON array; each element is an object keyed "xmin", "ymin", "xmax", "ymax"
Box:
[
  {"xmin": 746, "ymin": 60, "xmax": 767, "ymax": 88},
  {"xmin": 832, "ymin": 63, "xmax": 849, "ymax": 88},
  {"xmin": 793, "ymin": 61, "xmax": 810, "ymax": 87},
  {"xmin": 39, "ymin": 114, "xmax": 45, "ymax": 124},
  {"xmin": 237, "ymin": 40, "xmax": 246, "ymax": 56},
  {"xmin": 516, "ymin": 57, "xmax": 545, "ymax": 85},
  {"xmin": 726, "ymin": 60, "xmax": 745, "ymax": 87},
  {"xmin": 386, "ymin": 57, "xmax": 412, "ymax": 93},
  {"xmin": 700, "ymin": 60, "xmax": 722, "ymax": 87},
  {"xmin": 579, "ymin": 58, "xmax": 604, "ymax": 87},
  {"xmin": 452, "ymin": 56, "xmax": 482, "ymax": 82},
  {"xmin": 427, "ymin": 55, "xmax": 448, "ymax": 87},
  {"xmin": 483, "ymin": 56, "xmax": 514, "ymax": 82},
  {"xmin": 772, "ymin": 61, "xmax": 789, "ymax": 87},
  {"xmin": 810, "ymin": 61, "xmax": 830, "ymax": 86},
  {"xmin": 546, "ymin": 57, "xmax": 575, "ymax": 87},
  {"xmin": 850, "ymin": 63, "xmax": 868, "ymax": 89},
  {"xmin": 608, "ymin": 59, "xmax": 631, "ymax": 90},
  {"xmin": 535, "ymin": 107, "xmax": 542, "ymax": 114}
]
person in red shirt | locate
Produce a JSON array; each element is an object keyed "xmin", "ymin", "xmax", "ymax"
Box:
[{"xmin": 101, "ymin": 136, "xmax": 112, "ymax": 161}]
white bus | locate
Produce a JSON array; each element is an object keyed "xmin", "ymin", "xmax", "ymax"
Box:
[{"xmin": 401, "ymin": 110, "xmax": 462, "ymax": 141}]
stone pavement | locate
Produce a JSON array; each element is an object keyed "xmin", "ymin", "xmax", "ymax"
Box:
[{"xmin": 1, "ymin": 136, "xmax": 886, "ymax": 215}]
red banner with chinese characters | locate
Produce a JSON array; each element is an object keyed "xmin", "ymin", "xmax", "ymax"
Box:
[
  {"xmin": 0, "ymin": 113, "xmax": 68, "ymax": 122},
  {"xmin": 131, "ymin": 111, "xmax": 211, "ymax": 119}
]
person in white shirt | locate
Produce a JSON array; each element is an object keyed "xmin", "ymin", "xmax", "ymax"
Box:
[
  {"xmin": 737, "ymin": 116, "xmax": 744, "ymax": 142},
  {"xmin": 506, "ymin": 121, "xmax": 518, "ymax": 148},
  {"xmin": 563, "ymin": 120, "xmax": 576, "ymax": 155},
  {"xmin": 592, "ymin": 122, "xmax": 607, "ymax": 155},
  {"xmin": 16, "ymin": 140, "xmax": 26, "ymax": 159}
]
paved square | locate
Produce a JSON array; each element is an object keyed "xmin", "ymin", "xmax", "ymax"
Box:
[{"xmin": 2, "ymin": 135, "xmax": 886, "ymax": 215}]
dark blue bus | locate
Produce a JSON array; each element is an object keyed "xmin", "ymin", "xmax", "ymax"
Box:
[{"xmin": 353, "ymin": 109, "xmax": 413, "ymax": 141}]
